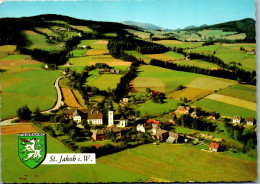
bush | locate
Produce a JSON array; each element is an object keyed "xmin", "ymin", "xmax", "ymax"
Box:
[{"xmin": 17, "ymin": 105, "xmax": 32, "ymax": 120}]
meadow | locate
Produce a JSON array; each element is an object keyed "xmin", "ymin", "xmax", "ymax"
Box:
[
  {"xmin": 197, "ymin": 29, "xmax": 237, "ymax": 37},
  {"xmin": 193, "ymin": 98, "xmax": 256, "ymax": 119},
  {"xmin": 125, "ymin": 29, "xmax": 151, "ymax": 39},
  {"xmin": 86, "ymin": 70, "xmax": 123, "ymax": 91},
  {"xmin": 23, "ymin": 30, "xmax": 65, "ymax": 51},
  {"xmin": 124, "ymin": 50, "xmax": 151, "ymax": 63},
  {"xmin": 0, "ymin": 68, "xmax": 60, "ymax": 119},
  {"xmin": 216, "ymin": 84, "xmax": 256, "ymax": 103},
  {"xmin": 137, "ymin": 65, "xmax": 203, "ymax": 93},
  {"xmin": 0, "ymin": 45, "xmax": 16, "ymax": 58},
  {"xmin": 1, "ymin": 131, "xmax": 147, "ymax": 183},
  {"xmin": 69, "ymin": 55, "xmax": 131, "ymax": 66},
  {"xmin": 98, "ymin": 143, "xmax": 257, "ymax": 182},
  {"xmin": 137, "ymin": 99, "xmax": 180, "ymax": 116},
  {"xmin": 174, "ymin": 59, "xmax": 220, "ymax": 69},
  {"xmin": 153, "ymin": 40, "xmax": 203, "ymax": 48},
  {"xmin": 131, "ymin": 77, "xmax": 165, "ymax": 92},
  {"xmin": 71, "ymin": 25, "xmax": 93, "ymax": 32}
]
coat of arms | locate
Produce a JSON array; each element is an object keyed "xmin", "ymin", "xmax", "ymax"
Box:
[{"xmin": 18, "ymin": 133, "xmax": 46, "ymax": 169}]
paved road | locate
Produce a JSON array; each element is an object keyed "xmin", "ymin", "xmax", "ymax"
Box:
[{"xmin": 1, "ymin": 76, "xmax": 64, "ymax": 126}]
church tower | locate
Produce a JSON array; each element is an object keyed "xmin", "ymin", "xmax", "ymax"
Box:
[{"xmin": 108, "ymin": 110, "xmax": 114, "ymax": 126}]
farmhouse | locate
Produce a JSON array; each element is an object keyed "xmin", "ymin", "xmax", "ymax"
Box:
[
  {"xmin": 136, "ymin": 124, "xmax": 146, "ymax": 133},
  {"xmin": 209, "ymin": 142, "xmax": 220, "ymax": 152},
  {"xmin": 87, "ymin": 110, "xmax": 103, "ymax": 125},
  {"xmin": 233, "ymin": 116, "xmax": 241, "ymax": 124},
  {"xmin": 176, "ymin": 106, "xmax": 191, "ymax": 114},
  {"xmin": 245, "ymin": 117, "xmax": 255, "ymax": 126},
  {"xmin": 166, "ymin": 132, "xmax": 179, "ymax": 143},
  {"xmin": 156, "ymin": 129, "xmax": 169, "ymax": 141}
]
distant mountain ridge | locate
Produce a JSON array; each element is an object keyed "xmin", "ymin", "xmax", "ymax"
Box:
[{"xmin": 121, "ymin": 21, "xmax": 163, "ymax": 30}]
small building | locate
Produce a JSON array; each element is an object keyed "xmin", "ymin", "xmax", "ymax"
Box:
[
  {"xmin": 147, "ymin": 119, "xmax": 160, "ymax": 125},
  {"xmin": 209, "ymin": 142, "xmax": 220, "ymax": 152},
  {"xmin": 166, "ymin": 132, "xmax": 179, "ymax": 143},
  {"xmin": 92, "ymin": 127, "xmax": 129, "ymax": 141},
  {"xmin": 122, "ymin": 98, "xmax": 129, "ymax": 104},
  {"xmin": 156, "ymin": 129, "xmax": 169, "ymax": 141},
  {"xmin": 136, "ymin": 124, "xmax": 145, "ymax": 133},
  {"xmin": 176, "ymin": 106, "xmax": 190, "ymax": 114},
  {"xmin": 114, "ymin": 114, "xmax": 128, "ymax": 127},
  {"xmin": 73, "ymin": 115, "xmax": 82, "ymax": 123},
  {"xmin": 82, "ymin": 45, "xmax": 87, "ymax": 49},
  {"xmin": 245, "ymin": 117, "xmax": 255, "ymax": 126},
  {"xmin": 87, "ymin": 109, "xmax": 103, "ymax": 125},
  {"xmin": 233, "ymin": 116, "xmax": 241, "ymax": 124}
]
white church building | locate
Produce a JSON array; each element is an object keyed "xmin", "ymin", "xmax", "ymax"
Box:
[{"xmin": 108, "ymin": 110, "xmax": 128, "ymax": 127}]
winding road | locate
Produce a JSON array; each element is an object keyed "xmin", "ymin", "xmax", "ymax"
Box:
[{"xmin": 1, "ymin": 76, "xmax": 64, "ymax": 126}]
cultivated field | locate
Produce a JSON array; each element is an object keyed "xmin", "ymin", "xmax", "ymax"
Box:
[
  {"xmin": 198, "ymin": 29, "xmax": 237, "ymax": 37},
  {"xmin": 137, "ymin": 65, "xmax": 203, "ymax": 93},
  {"xmin": 22, "ymin": 30, "xmax": 65, "ymax": 51},
  {"xmin": 0, "ymin": 45, "xmax": 16, "ymax": 58},
  {"xmin": 124, "ymin": 50, "xmax": 151, "ymax": 63},
  {"xmin": 186, "ymin": 77, "xmax": 237, "ymax": 91},
  {"xmin": 1, "ymin": 131, "xmax": 147, "ymax": 183},
  {"xmin": 174, "ymin": 59, "xmax": 220, "ymax": 69},
  {"xmin": 86, "ymin": 49, "xmax": 109, "ymax": 56},
  {"xmin": 216, "ymin": 84, "xmax": 256, "ymax": 103},
  {"xmin": 61, "ymin": 87, "xmax": 83, "ymax": 108},
  {"xmin": 125, "ymin": 29, "xmax": 150, "ymax": 39},
  {"xmin": 86, "ymin": 71, "xmax": 123, "ymax": 91},
  {"xmin": 137, "ymin": 99, "xmax": 180, "ymax": 116},
  {"xmin": 193, "ymin": 98, "xmax": 256, "ymax": 118},
  {"xmin": 206, "ymin": 94, "xmax": 256, "ymax": 111},
  {"xmin": 1, "ymin": 124, "xmax": 37, "ymax": 135},
  {"xmin": 98, "ymin": 143, "xmax": 257, "ymax": 182},
  {"xmin": 35, "ymin": 27, "xmax": 58, "ymax": 36},
  {"xmin": 146, "ymin": 53, "xmax": 177, "ymax": 61},
  {"xmin": 153, "ymin": 40, "xmax": 203, "ymax": 48},
  {"xmin": 168, "ymin": 87, "xmax": 213, "ymax": 102},
  {"xmin": 1, "ymin": 69, "xmax": 60, "ymax": 119},
  {"xmin": 131, "ymin": 77, "xmax": 165, "ymax": 92},
  {"xmin": 71, "ymin": 25, "xmax": 93, "ymax": 32},
  {"xmin": 69, "ymin": 55, "xmax": 131, "ymax": 66}
]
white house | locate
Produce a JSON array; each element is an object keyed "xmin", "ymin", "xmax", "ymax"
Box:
[
  {"xmin": 246, "ymin": 117, "xmax": 255, "ymax": 126},
  {"xmin": 136, "ymin": 124, "xmax": 145, "ymax": 133},
  {"xmin": 73, "ymin": 115, "xmax": 82, "ymax": 123},
  {"xmin": 233, "ymin": 116, "xmax": 241, "ymax": 124},
  {"xmin": 114, "ymin": 114, "xmax": 128, "ymax": 127},
  {"xmin": 87, "ymin": 109, "xmax": 103, "ymax": 125}
]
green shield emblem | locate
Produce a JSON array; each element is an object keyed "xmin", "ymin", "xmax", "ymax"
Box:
[{"xmin": 18, "ymin": 133, "xmax": 46, "ymax": 169}]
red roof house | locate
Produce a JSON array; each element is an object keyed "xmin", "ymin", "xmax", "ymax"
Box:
[
  {"xmin": 147, "ymin": 119, "xmax": 160, "ymax": 125},
  {"xmin": 209, "ymin": 142, "xmax": 220, "ymax": 152}
]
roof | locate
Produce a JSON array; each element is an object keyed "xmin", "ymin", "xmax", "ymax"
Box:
[
  {"xmin": 166, "ymin": 136, "xmax": 176, "ymax": 143},
  {"xmin": 88, "ymin": 110, "xmax": 103, "ymax": 120},
  {"xmin": 177, "ymin": 106, "xmax": 190, "ymax": 111},
  {"xmin": 147, "ymin": 119, "xmax": 160, "ymax": 125},
  {"xmin": 93, "ymin": 127, "xmax": 127, "ymax": 135},
  {"xmin": 169, "ymin": 132, "xmax": 179, "ymax": 139},
  {"xmin": 245, "ymin": 117, "xmax": 255, "ymax": 122},
  {"xmin": 232, "ymin": 116, "xmax": 241, "ymax": 120},
  {"xmin": 156, "ymin": 129, "xmax": 169, "ymax": 136},
  {"xmin": 209, "ymin": 142, "xmax": 220, "ymax": 150}
]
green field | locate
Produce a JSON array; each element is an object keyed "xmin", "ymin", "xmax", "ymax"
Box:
[
  {"xmin": 137, "ymin": 99, "xmax": 180, "ymax": 116},
  {"xmin": 154, "ymin": 40, "xmax": 204, "ymax": 48},
  {"xmin": 125, "ymin": 29, "xmax": 151, "ymax": 39},
  {"xmin": 198, "ymin": 29, "xmax": 237, "ymax": 36},
  {"xmin": 137, "ymin": 65, "xmax": 203, "ymax": 93},
  {"xmin": 1, "ymin": 54, "xmax": 31, "ymax": 60},
  {"xmin": 70, "ymin": 49, "xmax": 87, "ymax": 57},
  {"xmin": 165, "ymin": 51, "xmax": 185, "ymax": 60},
  {"xmin": 98, "ymin": 143, "xmax": 257, "ymax": 182},
  {"xmin": 77, "ymin": 40, "xmax": 108, "ymax": 50},
  {"xmin": 216, "ymin": 84, "xmax": 256, "ymax": 103},
  {"xmin": 175, "ymin": 59, "xmax": 220, "ymax": 69},
  {"xmin": 1, "ymin": 132, "xmax": 147, "ymax": 183},
  {"xmin": 0, "ymin": 69, "xmax": 60, "ymax": 119},
  {"xmin": 86, "ymin": 70, "xmax": 123, "ymax": 91},
  {"xmin": 23, "ymin": 30, "xmax": 65, "ymax": 51},
  {"xmin": 191, "ymin": 45, "xmax": 220, "ymax": 54},
  {"xmin": 124, "ymin": 50, "xmax": 151, "ymax": 63},
  {"xmin": 193, "ymin": 98, "xmax": 256, "ymax": 119}
]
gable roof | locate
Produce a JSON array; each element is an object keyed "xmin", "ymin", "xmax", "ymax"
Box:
[
  {"xmin": 114, "ymin": 114, "xmax": 126, "ymax": 120},
  {"xmin": 245, "ymin": 117, "xmax": 255, "ymax": 122},
  {"xmin": 147, "ymin": 119, "xmax": 160, "ymax": 125},
  {"xmin": 232, "ymin": 116, "xmax": 241, "ymax": 120},
  {"xmin": 209, "ymin": 142, "xmax": 220, "ymax": 150},
  {"xmin": 88, "ymin": 110, "xmax": 103, "ymax": 120}
]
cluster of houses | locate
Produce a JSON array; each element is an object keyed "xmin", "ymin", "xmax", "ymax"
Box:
[
  {"xmin": 99, "ymin": 68, "xmax": 121, "ymax": 74},
  {"xmin": 136, "ymin": 119, "xmax": 179, "ymax": 144},
  {"xmin": 62, "ymin": 108, "xmax": 128, "ymax": 128},
  {"xmin": 232, "ymin": 116, "xmax": 255, "ymax": 126},
  {"xmin": 175, "ymin": 105, "xmax": 256, "ymax": 126}
]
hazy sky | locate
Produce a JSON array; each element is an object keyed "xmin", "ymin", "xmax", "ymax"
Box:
[{"xmin": 0, "ymin": 0, "xmax": 255, "ymax": 29}]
